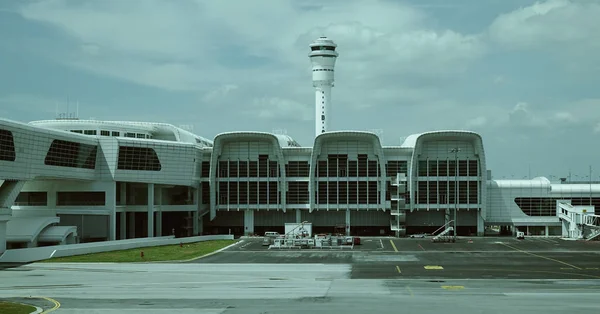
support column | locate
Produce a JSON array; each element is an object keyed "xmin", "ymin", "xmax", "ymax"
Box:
[
  {"xmin": 107, "ymin": 182, "xmax": 117, "ymax": 241},
  {"xmin": 0, "ymin": 209, "xmax": 10, "ymax": 254},
  {"xmin": 194, "ymin": 187, "xmax": 201, "ymax": 236},
  {"xmin": 120, "ymin": 212, "xmax": 126, "ymax": 240},
  {"xmin": 476, "ymin": 210, "xmax": 485, "ymax": 236},
  {"xmin": 545, "ymin": 225, "xmax": 549, "ymax": 237},
  {"xmin": 155, "ymin": 186, "xmax": 162, "ymax": 237},
  {"xmin": 193, "ymin": 210, "xmax": 199, "ymax": 236},
  {"xmin": 346, "ymin": 209, "xmax": 351, "ymax": 236},
  {"xmin": 120, "ymin": 182, "xmax": 127, "ymax": 205},
  {"xmin": 244, "ymin": 210, "xmax": 254, "ymax": 236},
  {"xmin": 296, "ymin": 209, "xmax": 302, "ymax": 223},
  {"xmin": 148, "ymin": 183, "xmax": 154, "ymax": 238},
  {"xmin": 128, "ymin": 212, "xmax": 136, "ymax": 238}
]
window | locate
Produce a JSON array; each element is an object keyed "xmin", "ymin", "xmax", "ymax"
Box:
[
  {"xmin": 117, "ymin": 146, "xmax": 161, "ymax": 171},
  {"xmin": 111, "ymin": 131, "xmax": 120, "ymax": 137},
  {"xmin": 218, "ymin": 161, "xmax": 228, "ymax": 177},
  {"xmin": 15, "ymin": 192, "xmax": 47, "ymax": 206},
  {"xmin": 287, "ymin": 182, "xmax": 309, "ymax": 204},
  {"xmin": 321, "ymin": 115, "xmax": 325, "ymax": 121},
  {"xmin": 385, "ymin": 160, "xmax": 408, "ymax": 176},
  {"xmin": 125, "ymin": 133, "xmax": 135, "ymax": 138},
  {"xmin": 0, "ymin": 129, "xmax": 16, "ymax": 161},
  {"xmin": 286, "ymin": 161, "xmax": 309, "ymax": 177},
  {"xmin": 84, "ymin": 130, "xmax": 97, "ymax": 135},
  {"xmin": 514, "ymin": 198, "xmax": 555, "ymax": 216},
  {"xmin": 201, "ymin": 161, "xmax": 210, "ymax": 177},
  {"xmin": 100, "ymin": 130, "xmax": 110, "ymax": 136},
  {"xmin": 57, "ymin": 191, "xmax": 105, "ymax": 206},
  {"xmin": 71, "ymin": 130, "xmax": 83, "ymax": 134},
  {"xmin": 44, "ymin": 140, "xmax": 97, "ymax": 169},
  {"xmin": 136, "ymin": 133, "xmax": 146, "ymax": 139}
]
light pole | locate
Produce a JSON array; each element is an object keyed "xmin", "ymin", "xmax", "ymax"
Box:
[{"xmin": 450, "ymin": 148, "xmax": 461, "ymax": 240}]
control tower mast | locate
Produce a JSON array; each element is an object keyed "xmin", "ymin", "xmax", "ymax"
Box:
[{"xmin": 309, "ymin": 37, "xmax": 338, "ymax": 138}]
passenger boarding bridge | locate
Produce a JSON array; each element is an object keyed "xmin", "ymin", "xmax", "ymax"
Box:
[{"xmin": 557, "ymin": 201, "xmax": 600, "ymax": 240}]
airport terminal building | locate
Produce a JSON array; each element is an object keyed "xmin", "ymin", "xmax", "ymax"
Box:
[
  {"xmin": 1, "ymin": 36, "xmax": 599, "ymax": 253},
  {"xmin": 1, "ymin": 117, "xmax": 600, "ymax": 253}
]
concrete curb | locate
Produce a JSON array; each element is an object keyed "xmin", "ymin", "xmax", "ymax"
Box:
[
  {"xmin": 179, "ymin": 240, "xmax": 243, "ymax": 262},
  {"xmin": 30, "ymin": 306, "xmax": 43, "ymax": 314},
  {"xmin": 148, "ymin": 240, "xmax": 243, "ymax": 263}
]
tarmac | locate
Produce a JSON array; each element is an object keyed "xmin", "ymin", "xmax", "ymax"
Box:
[{"xmin": 1, "ymin": 237, "xmax": 600, "ymax": 313}]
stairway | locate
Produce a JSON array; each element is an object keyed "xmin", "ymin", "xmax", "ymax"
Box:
[
  {"xmin": 431, "ymin": 220, "xmax": 455, "ymax": 243},
  {"xmin": 390, "ymin": 173, "xmax": 407, "ymax": 236}
]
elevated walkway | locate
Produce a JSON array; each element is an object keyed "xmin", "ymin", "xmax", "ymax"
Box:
[{"xmin": 557, "ymin": 201, "xmax": 600, "ymax": 241}]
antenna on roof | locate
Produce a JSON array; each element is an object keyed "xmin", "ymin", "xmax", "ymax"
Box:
[{"xmin": 76, "ymin": 100, "xmax": 79, "ymax": 119}]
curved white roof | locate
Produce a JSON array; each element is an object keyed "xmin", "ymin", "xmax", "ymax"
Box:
[
  {"xmin": 214, "ymin": 131, "xmax": 300, "ymax": 148},
  {"xmin": 273, "ymin": 134, "xmax": 301, "ymax": 147},
  {"xmin": 29, "ymin": 119, "xmax": 213, "ymax": 147},
  {"xmin": 551, "ymin": 184, "xmax": 600, "ymax": 194},
  {"xmin": 492, "ymin": 177, "xmax": 552, "ymax": 188},
  {"xmin": 401, "ymin": 130, "xmax": 482, "ymax": 148}
]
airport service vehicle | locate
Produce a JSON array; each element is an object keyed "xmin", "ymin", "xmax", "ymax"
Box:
[
  {"xmin": 516, "ymin": 231, "xmax": 525, "ymax": 240},
  {"xmin": 262, "ymin": 231, "xmax": 280, "ymax": 246},
  {"xmin": 268, "ymin": 221, "xmax": 358, "ymax": 249}
]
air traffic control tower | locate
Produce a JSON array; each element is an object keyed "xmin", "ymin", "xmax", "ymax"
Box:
[{"xmin": 309, "ymin": 36, "xmax": 338, "ymax": 138}]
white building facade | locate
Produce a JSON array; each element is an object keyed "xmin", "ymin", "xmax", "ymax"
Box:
[{"xmin": 2, "ymin": 118, "xmax": 599, "ymax": 253}]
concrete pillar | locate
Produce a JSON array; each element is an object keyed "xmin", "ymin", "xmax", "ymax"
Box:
[
  {"xmin": 0, "ymin": 210, "xmax": 9, "ymax": 254},
  {"xmin": 120, "ymin": 182, "xmax": 127, "ymax": 205},
  {"xmin": 296, "ymin": 209, "xmax": 302, "ymax": 223},
  {"xmin": 194, "ymin": 187, "xmax": 200, "ymax": 236},
  {"xmin": 148, "ymin": 183, "xmax": 154, "ymax": 238},
  {"xmin": 346, "ymin": 209, "xmax": 351, "ymax": 236},
  {"xmin": 155, "ymin": 186, "xmax": 162, "ymax": 237},
  {"xmin": 193, "ymin": 210, "xmax": 199, "ymax": 236},
  {"xmin": 107, "ymin": 182, "xmax": 117, "ymax": 241},
  {"xmin": 476, "ymin": 210, "xmax": 485, "ymax": 236},
  {"xmin": 545, "ymin": 225, "xmax": 549, "ymax": 237},
  {"xmin": 128, "ymin": 212, "xmax": 136, "ymax": 238},
  {"xmin": 244, "ymin": 210, "xmax": 254, "ymax": 235},
  {"xmin": 156, "ymin": 211, "xmax": 162, "ymax": 237},
  {"xmin": 120, "ymin": 211, "xmax": 126, "ymax": 240},
  {"xmin": 444, "ymin": 208, "xmax": 450, "ymax": 226}
]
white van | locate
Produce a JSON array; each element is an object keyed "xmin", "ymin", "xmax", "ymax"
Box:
[{"xmin": 263, "ymin": 231, "xmax": 280, "ymax": 246}]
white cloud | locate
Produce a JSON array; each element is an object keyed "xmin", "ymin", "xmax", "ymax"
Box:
[
  {"xmin": 249, "ymin": 97, "xmax": 312, "ymax": 121},
  {"xmin": 16, "ymin": 0, "xmax": 485, "ymax": 117},
  {"xmin": 201, "ymin": 85, "xmax": 239, "ymax": 104},
  {"xmin": 488, "ymin": 0, "xmax": 600, "ymax": 58},
  {"xmin": 465, "ymin": 116, "xmax": 487, "ymax": 129}
]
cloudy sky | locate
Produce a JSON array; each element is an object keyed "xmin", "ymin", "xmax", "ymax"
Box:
[{"xmin": 0, "ymin": 0, "xmax": 598, "ymax": 179}]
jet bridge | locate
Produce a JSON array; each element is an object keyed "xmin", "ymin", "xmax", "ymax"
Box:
[{"xmin": 557, "ymin": 201, "xmax": 600, "ymax": 240}]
